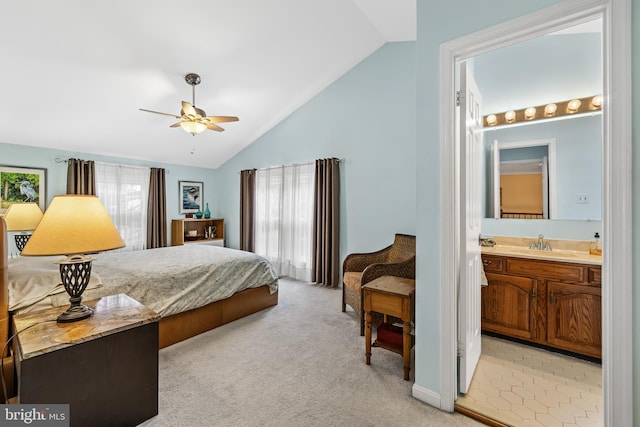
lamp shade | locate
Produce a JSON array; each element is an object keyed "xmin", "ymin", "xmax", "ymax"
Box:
[
  {"xmin": 21, "ymin": 195, "xmax": 125, "ymax": 256},
  {"xmin": 3, "ymin": 203, "xmax": 43, "ymax": 232}
]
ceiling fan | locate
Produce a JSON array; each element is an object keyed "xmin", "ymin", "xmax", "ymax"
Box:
[{"xmin": 140, "ymin": 73, "xmax": 238, "ymax": 136}]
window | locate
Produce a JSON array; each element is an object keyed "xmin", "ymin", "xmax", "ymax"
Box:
[
  {"xmin": 95, "ymin": 162, "xmax": 150, "ymax": 252},
  {"xmin": 254, "ymin": 163, "xmax": 314, "ymax": 281}
]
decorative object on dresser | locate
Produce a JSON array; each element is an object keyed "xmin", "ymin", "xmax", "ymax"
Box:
[
  {"xmin": 21, "ymin": 195, "xmax": 125, "ymax": 323},
  {"xmin": 342, "ymin": 234, "xmax": 416, "ymax": 335},
  {"xmin": 481, "ymin": 254, "xmax": 602, "ymax": 359},
  {"xmin": 2, "ymin": 202, "xmax": 43, "ymax": 252},
  {"xmin": 172, "ymin": 218, "xmax": 224, "ymax": 247},
  {"xmin": 13, "ymin": 293, "xmax": 159, "ymax": 427}
]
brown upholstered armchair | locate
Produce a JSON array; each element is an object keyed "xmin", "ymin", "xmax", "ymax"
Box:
[{"xmin": 342, "ymin": 234, "xmax": 416, "ymax": 335}]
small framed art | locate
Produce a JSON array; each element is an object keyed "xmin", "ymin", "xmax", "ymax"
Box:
[
  {"xmin": 0, "ymin": 165, "xmax": 47, "ymax": 214},
  {"xmin": 179, "ymin": 181, "xmax": 204, "ymax": 214}
]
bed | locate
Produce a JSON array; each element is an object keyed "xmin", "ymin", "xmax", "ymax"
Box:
[{"xmin": 0, "ymin": 218, "xmax": 278, "ymax": 352}]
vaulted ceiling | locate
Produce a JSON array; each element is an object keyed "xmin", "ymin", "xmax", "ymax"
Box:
[{"xmin": 0, "ymin": 1, "xmax": 416, "ymax": 169}]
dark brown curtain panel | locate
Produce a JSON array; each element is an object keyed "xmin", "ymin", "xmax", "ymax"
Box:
[
  {"xmin": 66, "ymin": 158, "xmax": 96, "ymax": 195},
  {"xmin": 147, "ymin": 168, "xmax": 167, "ymax": 249},
  {"xmin": 240, "ymin": 169, "xmax": 256, "ymax": 252},
  {"xmin": 312, "ymin": 158, "xmax": 340, "ymax": 287}
]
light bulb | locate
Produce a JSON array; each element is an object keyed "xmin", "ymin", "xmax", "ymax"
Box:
[
  {"xmin": 486, "ymin": 114, "xmax": 497, "ymax": 126},
  {"xmin": 591, "ymin": 95, "xmax": 603, "ymax": 109},
  {"xmin": 567, "ymin": 99, "xmax": 582, "ymax": 113},
  {"xmin": 544, "ymin": 103, "xmax": 557, "ymax": 117},
  {"xmin": 524, "ymin": 107, "xmax": 536, "ymax": 120},
  {"xmin": 504, "ymin": 111, "xmax": 516, "ymax": 123}
]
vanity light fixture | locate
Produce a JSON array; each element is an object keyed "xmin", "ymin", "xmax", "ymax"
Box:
[{"xmin": 483, "ymin": 94, "xmax": 602, "ymax": 127}]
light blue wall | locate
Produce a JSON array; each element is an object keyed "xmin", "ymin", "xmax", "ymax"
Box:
[
  {"xmin": 0, "ymin": 141, "xmax": 216, "ymax": 254},
  {"xmin": 214, "ymin": 42, "xmax": 417, "ymax": 263},
  {"xmin": 473, "ymin": 33, "xmax": 602, "ymax": 113}
]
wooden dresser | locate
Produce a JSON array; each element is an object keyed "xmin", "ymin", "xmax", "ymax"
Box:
[{"xmin": 482, "ymin": 254, "xmax": 601, "ymax": 359}]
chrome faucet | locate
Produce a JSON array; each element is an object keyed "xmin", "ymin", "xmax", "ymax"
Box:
[{"xmin": 530, "ymin": 234, "xmax": 552, "ymax": 251}]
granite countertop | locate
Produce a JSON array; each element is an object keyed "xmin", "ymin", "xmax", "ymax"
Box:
[{"xmin": 481, "ymin": 236, "xmax": 602, "ymax": 266}]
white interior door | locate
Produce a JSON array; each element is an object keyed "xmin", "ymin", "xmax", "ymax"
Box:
[{"xmin": 458, "ymin": 63, "xmax": 483, "ymax": 394}]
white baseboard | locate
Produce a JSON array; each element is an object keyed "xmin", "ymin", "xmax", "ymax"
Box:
[{"xmin": 412, "ymin": 384, "xmax": 448, "ymax": 411}]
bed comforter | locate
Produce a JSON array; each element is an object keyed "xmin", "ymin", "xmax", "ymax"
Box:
[{"xmin": 10, "ymin": 244, "xmax": 278, "ymax": 317}]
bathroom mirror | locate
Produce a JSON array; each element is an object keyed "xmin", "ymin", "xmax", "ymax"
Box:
[
  {"xmin": 483, "ymin": 114, "xmax": 602, "ymax": 221},
  {"xmin": 470, "ymin": 21, "xmax": 603, "ymax": 221}
]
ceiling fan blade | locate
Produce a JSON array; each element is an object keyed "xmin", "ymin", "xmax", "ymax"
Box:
[
  {"xmin": 206, "ymin": 123, "xmax": 225, "ymax": 132},
  {"xmin": 204, "ymin": 115, "xmax": 239, "ymax": 123},
  {"xmin": 139, "ymin": 108, "xmax": 182, "ymax": 119},
  {"xmin": 169, "ymin": 122, "xmax": 183, "ymax": 128},
  {"xmin": 181, "ymin": 101, "xmax": 198, "ymax": 117}
]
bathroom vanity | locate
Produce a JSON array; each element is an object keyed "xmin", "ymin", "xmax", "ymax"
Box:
[{"xmin": 481, "ymin": 245, "xmax": 601, "ymax": 359}]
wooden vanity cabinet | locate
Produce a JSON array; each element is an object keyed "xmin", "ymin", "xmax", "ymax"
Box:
[
  {"xmin": 481, "ymin": 254, "xmax": 601, "ymax": 359},
  {"xmin": 547, "ymin": 281, "xmax": 602, "ymax": 358},
  {"xmin": 481, "ymin": 273, "xmax": 537, "ymax": 341}
]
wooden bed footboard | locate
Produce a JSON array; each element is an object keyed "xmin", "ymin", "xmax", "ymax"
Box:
[{"xmin": 158, "ymin": 285, "xmax": 278, "ymax": 348}]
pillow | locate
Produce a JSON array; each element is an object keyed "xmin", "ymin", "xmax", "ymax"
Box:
[{"xmin": 8, "ymin": 255, "xmax": 103, "ymax": 312}]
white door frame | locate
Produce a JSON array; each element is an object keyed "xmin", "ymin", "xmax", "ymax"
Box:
[{"xmin": 437, "ymin": 1, "xmax": 632, "ymax": 425}]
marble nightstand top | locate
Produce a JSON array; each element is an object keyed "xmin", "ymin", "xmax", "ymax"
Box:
[{"xmin": 13, "ymin": 293, "xmax": 160, "ymax": 359}]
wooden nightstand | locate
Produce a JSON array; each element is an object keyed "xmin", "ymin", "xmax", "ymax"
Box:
[
  {"xmin": 363, "ymin": 276, "xmax": 415, "ymax": 380},
  {"xmin": 12, "ymin": 294, "xmax": 160, "ymax": 427}
]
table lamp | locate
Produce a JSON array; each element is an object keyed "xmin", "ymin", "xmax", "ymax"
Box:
[
  {"xmin": 22, "ymin": 195, "xmax": 125, "ymax": 322},
  {"xmin": 2, "ymin": 202, "xmax": 44, "ymax": 252}
]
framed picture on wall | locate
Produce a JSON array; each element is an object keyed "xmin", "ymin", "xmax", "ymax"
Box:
[
  {"xmin": 179, "ymin": 180, "xmax": 204, "ymax": 214},
  {"xmin": 0, "ymin": 165, "xmax": 47, "ymax": 214}
]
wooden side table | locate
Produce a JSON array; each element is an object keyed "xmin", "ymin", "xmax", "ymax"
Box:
[
  {"xmin": 13, "ymin": 293, "xmax": 160, "ymax": 427},
  {"xmin": 363, "ymin": 276, "xmax": 415, "ymax": 380}
]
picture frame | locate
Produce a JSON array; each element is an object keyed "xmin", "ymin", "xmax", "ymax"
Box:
[
  {"xmin": 178, "ymin": 180, "xmax": 204, "ymax": 214},
  {"xmin": 0, "ymin": 165, "xmax": 47, "ymax": 214}
]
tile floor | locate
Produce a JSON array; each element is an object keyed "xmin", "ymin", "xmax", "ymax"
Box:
[{"xmin": 455, "ymin": 335, "xmax": 602, "ymax": 427}]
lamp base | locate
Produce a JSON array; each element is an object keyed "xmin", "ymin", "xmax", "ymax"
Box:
[
  {"xmin": 55, "ymin": 255, "xmax": 96, "ymax": 323},
  {"xmin": 15, "ymin": 233, "xmax": 31, "ymax": 252},
  {"xmin": 57, "ymin": 300, "xmax": 94, "ymax": 323}
]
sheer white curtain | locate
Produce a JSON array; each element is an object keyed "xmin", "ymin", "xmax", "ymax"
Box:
[
  {"xmin": 254, "ymin": 163, "xmax": 314, "ymax": 281},
  {"xmin": 95, "ymin": 162, "xmax": 150, "ymax": 252}
]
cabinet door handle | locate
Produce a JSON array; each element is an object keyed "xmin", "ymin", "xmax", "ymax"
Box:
[
  {"xmin": 531, "ymin": 288, "xmax": 536, "ymax": 300},
  {"xmin": 482, "ymin": 260, "xmax": 492, "ymax": 266},
  {"xmin": 549, "ymin": 292, "xmax": 555, "ymax": 304}
]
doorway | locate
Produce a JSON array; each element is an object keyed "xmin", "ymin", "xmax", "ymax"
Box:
[{"xmin": 437, "ymin": 1, "xmax": 633, "ymax": 426}]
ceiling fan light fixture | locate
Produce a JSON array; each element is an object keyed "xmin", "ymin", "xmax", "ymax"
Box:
[{"xmin": 180, "ymin": 121, "xmax": 207, "ymax": 136}]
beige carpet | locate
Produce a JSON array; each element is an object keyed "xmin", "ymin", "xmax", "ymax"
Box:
[{"xmin": 139, "ymin": 278, "xmax": 482, "ymax": 427}]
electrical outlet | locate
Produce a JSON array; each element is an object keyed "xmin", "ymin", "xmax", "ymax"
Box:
[{"xmin": 577, "ymin": 194, "xmax": 589, "ymax": 204}]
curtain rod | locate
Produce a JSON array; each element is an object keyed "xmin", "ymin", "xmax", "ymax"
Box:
[
  {"xmin": 54, "ymin": 157, "xmax": 170, "ymax": 174},
  {"xmin": 240, "ymin": 158, "xmax": 345, "ymax": 174}
]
